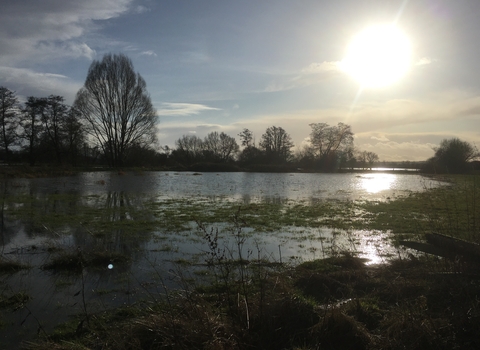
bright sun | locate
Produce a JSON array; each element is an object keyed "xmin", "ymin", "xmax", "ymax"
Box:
[{"xmin": 341, "ymin": 25, "xmax": 412, "ymax": 88}]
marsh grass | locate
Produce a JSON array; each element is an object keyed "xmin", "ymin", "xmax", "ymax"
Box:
[
  {"xmin": 0, "ymin": 292, "xmax": 30, "ymax": 309},
  {"xmin": 28, "ymin": 250, "xmax": 480, "ymax": 349},
  {"xmin": 9, "ymin": 174, "xmax": 480, "ymax": 349},
  {"xmin": 0, "ymin": 257, "xmax": 29, "ymax": 273}
]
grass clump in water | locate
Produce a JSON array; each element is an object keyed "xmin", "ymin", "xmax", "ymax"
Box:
[
  {"xmin": 0, "ymin": 292, "xmax": 30, "ymax": 309},
  {"xmin": 0, "ymin": 258, "xmax": 29, "ymax": 273}
]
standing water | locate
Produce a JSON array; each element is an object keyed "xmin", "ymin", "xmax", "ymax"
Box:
[{"xmin": 0, "ymin": 171, "xmax": 445, "ymax": 347}]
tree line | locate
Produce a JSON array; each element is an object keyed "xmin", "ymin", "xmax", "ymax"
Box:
[
  {"xmin": 0, "ymin": 82, "xmax": 379, "ymax": 171},
  {"xmin": 169, "ymin": 123, "xmax": 381, "ymax": 172},
  {"xmin": 1, "ymin": 53, "xmax": 477, "ymax": 172}
]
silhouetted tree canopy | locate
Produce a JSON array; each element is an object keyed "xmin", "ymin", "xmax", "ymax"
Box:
[
  {"xmin": 308, "ymin": 122, "xmax": 353, "ymax": 159},
  {"xmin": 74, "ymin": 53, "xmax": 158, "ymax": 167},
  {"xmin": 238, "ymin": 128, "xmax": 254, "ymax": 147},
  {"xmin": 0, "ymin": 86, "xmax": 20, "ymax": 162},
  {"xmin": 259, "ymin": 126, "xmax": 294, "ymax": 163},
  {"xmin": 431, "ymin": 138, "xmax": 478, "ymax": 173}
]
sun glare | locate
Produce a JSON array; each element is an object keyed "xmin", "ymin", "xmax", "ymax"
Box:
[{"xmin": 341, "ymin": 25, "xmax": 412, "ymax": 88}]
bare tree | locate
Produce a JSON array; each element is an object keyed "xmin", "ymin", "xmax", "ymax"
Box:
[
  {"xmin": 63, "ymin": 107, "xmax": 85, "ymax": 166},
  {"xmin": 309, "ymin": 122, "xmax": 354, "ymax": 159},
  {"xmin": 174, "ymin": 135, "xmax": 203, "ymax": 163},
  {"xmin": 259, "ymin": 126, "xmax": 294, "ymax": 163},
  {"xmin": 432, "ymin": 138, "xmax": 479, "ymax": 173},
  {"xmin": 203, "ymin": 131, "xmax": 221, "ymax": 158},
  {"xmin": 20, "ymin": 97, "xmax": 45, "ymax": 166},
  {"xmin": 0, "ymin": 87, "xmax": 20, "ymax": 162},
  {"xmin": 202, "ymin": 131, "xmax": 239, "ymax": 162},
  {"xmin": 218, "ymin": 132, "xmax": 239, "ymax": 162},
  {"xmin": 74, "ymin": 53, "xmax": 158, "ymax": 167},
  {"xmin": 238, "ymin": 128, "xmax": 254, "ymax": 147},
  {"xmin": 41, "ymin": 95, "xmax": 69, "ymax": 163}
]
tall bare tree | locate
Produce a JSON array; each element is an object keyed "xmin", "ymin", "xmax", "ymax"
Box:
[
  {"xmin": 259, "ymin": 126, "xmax": 294, "ymax": 163},
  {"xmin": 0, "ymin": 87, "xmax": 20, "ymax": 162},
  {"xmin": 63, "ymin": 107, "xmax": 85, "ymax": 166},
  {"xmin": 308, "ymin": 122, "xmax": 354, "ymax": 159},
  {"xmin": 74, "ymin": 53, "xmax": 158, "ymax": 167},
  {"xmin": 238, "ymin": 128, "xmax": 254, "ymax": 147},
  {"xmin": 20, "ymin": 97, "xmax": 45, "ymax": 166},
  {"xmin": 41, "ymin": 95, "xmax": 69, "ymax": 163}
]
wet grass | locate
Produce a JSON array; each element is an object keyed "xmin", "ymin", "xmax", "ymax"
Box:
[
  {"xmin": 0, "ymin": 292, "xmax": 30, "ymax": 309},
  {"xmin": 4, "ymin": 174, "xmax": 476, "ymax": 242},
  {"xmin": 358, "ymin": 175, "xmax": 480, "ymax": 240},
  {"xmin": 0, "ymin": 257, "xmax": 29, "ymax": 273},
  {"xmin": 5, "ymin": 174, "xmax": 480, "ymax": 348},
  {"xmin": 25, "ymin": 252, "xmax": 480, "ymax": 350}
]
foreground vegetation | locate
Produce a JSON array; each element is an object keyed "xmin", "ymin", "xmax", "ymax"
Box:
[
  {"xmin": 23, "ymin": 253, "xmax": 480, "ymax": 350},
  {"xmin": 1, "ymin": 173, "xmax": 479, "ymax": 349}
]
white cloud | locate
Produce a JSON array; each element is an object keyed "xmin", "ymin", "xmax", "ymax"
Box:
[
  {"xmin": 156, "ymin": 103, "xmax": 221, "ymax": 116},
  {"xmin": 371, "ymin": 135, "xmax": 390, "ymax": 142},
  {"xmin": 416, "ymin": 57, "xmax": 433, "ymax": 66},
  {"xmin": 0, "ymin": 0, "xmax": 133, "ymax": 64},
  {"xmin": 134, "ymin": 5, "xmax": 150, "ymax": 14},
  {"xmin": 359, "ymin": 140, "xmax": 437, "ymax": 161},
  {"xmin": 265, "ymin": 61, "xmax": 343, "ymax": 92},
  {"xmin": 0, "ymin": 66, "xmax": 82, "ymax": 103},
  {"xmin": 140, "ymin": 50, "xmax": 157, "ymax": 57},
  {"xmin": 301, "ymin": 61, "xmax": 342, "ymax": 74}
]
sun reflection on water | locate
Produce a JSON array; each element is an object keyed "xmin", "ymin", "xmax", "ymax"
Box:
[{"xmin": 359, "ymin": 174, "xmax": 396, "ymax": 193}]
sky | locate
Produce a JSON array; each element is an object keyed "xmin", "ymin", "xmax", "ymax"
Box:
[{"xmin": 1, "ymin": 0, "xmax": 480, "ymax": 162}]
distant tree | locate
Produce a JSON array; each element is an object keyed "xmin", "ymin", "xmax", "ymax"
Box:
[
  {"xmin": 203, "ymin": 131, "xmax": 221, "ymax": 161},
  {"xmin": 174, "ymin": 134, "xmax": 204, "ymax": 163},
  {"xmin": 307, "ymin": 122, "xmax": 354, "ymax": 170},
  {"xmin": 338, "ymin": 146, "xmax": 357, "ymax": 169},
  {"xmin": 63, "ymin": 107, "xmax": 85, "ymax": 166},
  {"xmin": 41, "ymin": 95, "xmax": 70, "ymax": 163},
  {"xmin": 259, "ymin": 126, "xmax": 294, "ymax": 163},
  {"xmin": 0, "ymin": 87, "xmax": 20, "ymax": 162},
  {"xmin": 238, "ymin": 128, "xmax": 254, "ymax": 147},
  {"xmin": 365, "ymin": 151, "xmax": 379, "ymax": 169},
  {"xmin": 238, "ymin": 145, "xmax": 264, "ymax": 165},
  {"xmin": 200, "ymin": 131, "xmax": 239, "ymax": 162},
  {"xmin": 218, "ymin": 132, "xmax": 239, "ymax": 162},
  {"xmin": 74, "ymin": 53, "xmax": 158, "ymax": 167},
  {"xmin": 19, "ymin": 97, "xmax": 46, "ymax": 166},
  {"xmin": 309, "ymin": 122, "xmax": 354, "ymax": 160},
  {"xmin": 432, "ymin": 138, "xmax": 479, "ymax": 173}
]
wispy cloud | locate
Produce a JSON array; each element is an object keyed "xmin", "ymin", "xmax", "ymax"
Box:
[
  {"xmin": 371, "ymin": 135, "xmax": 390, "ymax": 142},
  {"xmin": 0, "ymin": 0, "xmax": 133, "ymax": 65},
  {"xmin": 265, "ymin": 61, "xmax": 343, "ymax": 92},
  {"xmin": 0, "ymin": 66, "xmax": 82, "ymax": 102},
  {"xmin": 134, "ymin": 5, "xmax": 150, "ymax": 14},
  {"xmin": 416, "ymin": 57, "xmax": 433, "ymax": 66},
  {"xmin": 156, "ymin": 103, "xmax": 221, "ymax": 116},
  {"xmin": 140, "ymin": 50, "xmax": 157, "ymax": 57},
  {"xmin": 301, "ymin": 61, "xmax": 343, "ymax": 74}
]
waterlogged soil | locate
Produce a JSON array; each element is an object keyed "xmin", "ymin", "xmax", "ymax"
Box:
[{"xmin": 0, "ymin": 171, "xmax": 454, "ymax": 348}]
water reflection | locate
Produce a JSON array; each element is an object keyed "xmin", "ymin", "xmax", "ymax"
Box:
[
  {"xmin": 359, "ymin": 174, "xmax": 396, "ymax": 194},
  {"xmin": 0, "ymin": 172, "xmax": 448, "ymax": 348}
]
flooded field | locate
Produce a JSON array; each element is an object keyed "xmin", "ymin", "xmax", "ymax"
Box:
[{"xmin": 0, "ymin": 171, "xmax": 446, "ymax": 347}]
